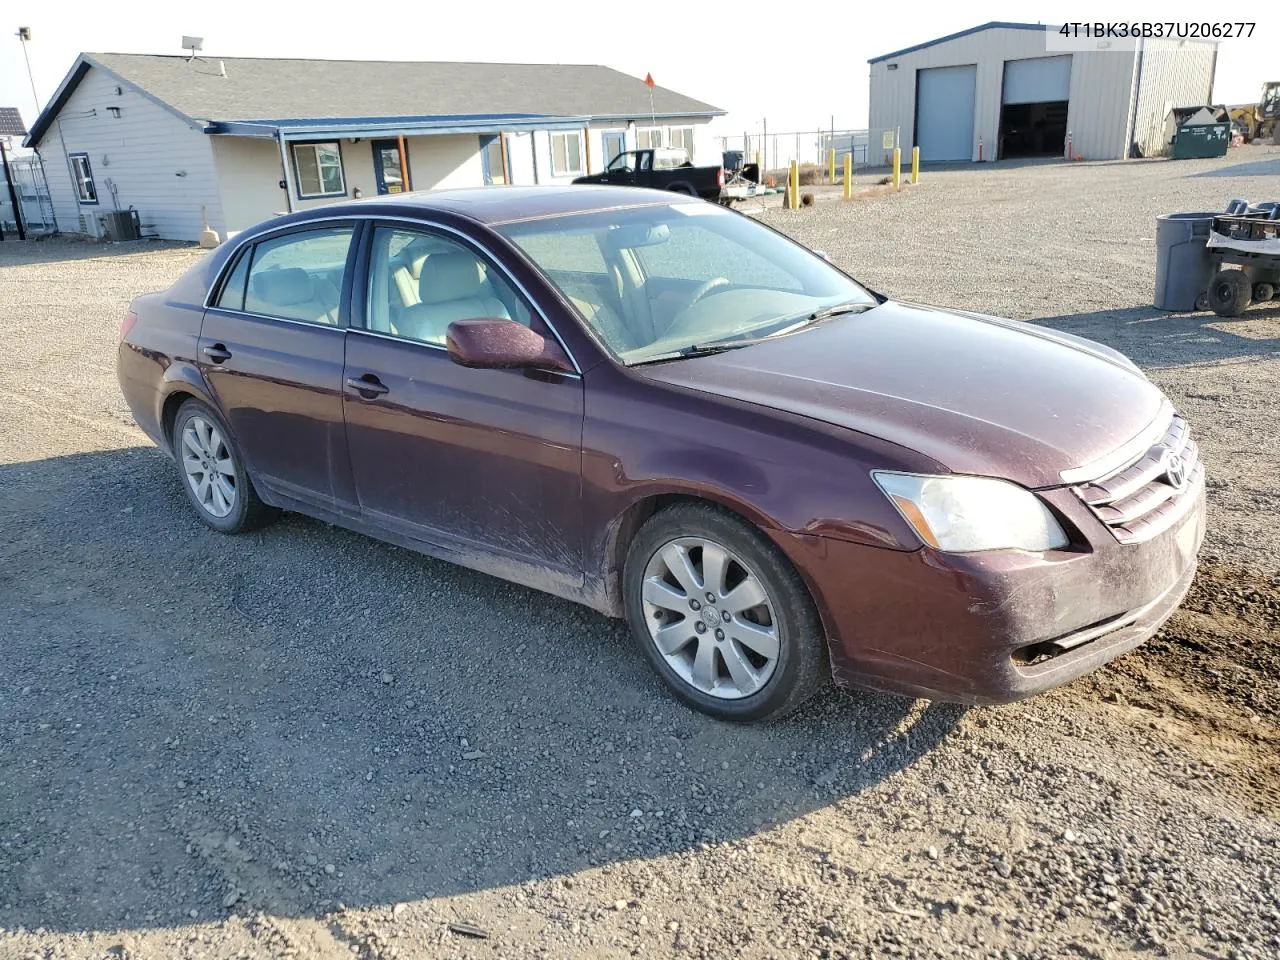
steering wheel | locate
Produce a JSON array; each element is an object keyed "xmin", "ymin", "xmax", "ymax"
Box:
[
  {"xmin": 662, "ymin": 277, "xmax": 732, "ymax": 341},
  {"xmin": 686, "ymin": 276, "xmax": 730, "ymax": 308}
]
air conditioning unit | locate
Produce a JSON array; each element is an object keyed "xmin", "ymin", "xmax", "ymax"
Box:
[{"xmin": 102, "ymin": 209, "xmax": 141, "ymax": 241}]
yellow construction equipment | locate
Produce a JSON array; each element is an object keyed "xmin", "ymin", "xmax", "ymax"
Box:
[{"xmin": 1228, "ymin": 81, "xmax": 1280, "ymax": 144}]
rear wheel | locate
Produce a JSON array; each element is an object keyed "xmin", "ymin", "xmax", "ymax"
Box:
[
  {"xmin": 173, "ymin": 399, "xmax": 276, "ymax": 534},
  {"xmin": 1252, "ymin": 281, "xmax": 1275, "ymax": 303},
  {"xmin": 1208, "ymin": 269, "xmax": 1251, "ymax": 317},
  {"xmin": 623, "ymin": 502, "xmax": 828, "ymax": 722}
]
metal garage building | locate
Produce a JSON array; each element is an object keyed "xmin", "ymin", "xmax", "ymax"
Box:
[{"xmin": 869, "ymin": 22, "xmax": 1218, "ymax": 162}]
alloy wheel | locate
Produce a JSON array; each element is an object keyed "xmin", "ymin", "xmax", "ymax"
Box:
[
  {"xmin": 640, "ymin": 536, "xmax": 780, "ymax": 699},
  {"xmin": 180, "ymin": 415, "xmax": 237, "ymax": 519}
]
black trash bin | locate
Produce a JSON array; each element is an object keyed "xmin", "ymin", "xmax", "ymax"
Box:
[{"xmin": 1154, "ymin": 212, "xmax": 1216, "ymax": 311}]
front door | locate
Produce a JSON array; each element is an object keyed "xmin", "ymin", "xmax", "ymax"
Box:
[
  {"xmin": 198, "ymin": 224, "xmax": 358, "ymax": 509},
  {"xmin": 372, "ymin": 139, "xmax": 407, "ymax": 194},
  {"xmin": 341, "ymin": 222, "xmax": 585, "ymax": 585},
  {"xmin": 601, "ymin": 131, "xmax": 626, "ymax": 168},
  {"xmin": 480, "ymin": 135, "xmax": 508, "ymax": 185}
]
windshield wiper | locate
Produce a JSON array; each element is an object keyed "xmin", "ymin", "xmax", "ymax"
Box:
[{"xmin": 629, "ymin": 300, "xmax": 875, "ymax": 366}]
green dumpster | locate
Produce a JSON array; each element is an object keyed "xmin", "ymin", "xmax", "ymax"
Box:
[{"xmin": 1170, "ymin": 122, "xmax": 1229, "ymax": 159}]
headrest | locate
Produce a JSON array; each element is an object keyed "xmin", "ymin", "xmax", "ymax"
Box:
[
  {"xmin": 252, "ymin": 268, "xmax": 313, "ymax": 306},
  {"xmin": 419, "ymin": 253, "xmax": 486, "ymax": 304}
]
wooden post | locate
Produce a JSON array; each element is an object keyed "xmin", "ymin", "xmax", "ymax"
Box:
[
  {"xmin": 497, "ymin": 133, "xmax": 509, "ymax": 184},
  {"xmin": 842, "ymin": 154, "xmax": 852, "ymax": 200},
  {"xmin": 583, "ymin": 128, "xmax": 591, "ymax": 174},
  {"xmin": 397, "ymin": 135, "xmax": 411, "ymax": 191}
]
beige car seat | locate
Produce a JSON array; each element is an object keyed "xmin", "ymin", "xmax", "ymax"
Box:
[
  {"xmin": 245, "ymin": 267, "xmax": 340, "ymax": 324},
  {"xmin": 394, "ymin": 252, "xmax": 510, "ymax": 344}
]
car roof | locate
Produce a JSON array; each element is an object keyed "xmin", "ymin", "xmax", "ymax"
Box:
[{"xmin": 310, "ymin": 185, "xmax": 692, "ymax": 227}]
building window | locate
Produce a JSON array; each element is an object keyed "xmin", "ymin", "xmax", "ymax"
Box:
[
  {"xmin": 637, "ymin": 128, "xmax": 664, "ymax": 149},
  {"xmin": 550, "ymin": 132, "xmax": 583, "ymax": 177},
  {"xmin": 69, "ymin": 152, "xmax": 98, "ymax": 204},
  {"xmin": 669, "ymin": 127, "xmax": 695, "ymax": 158},
  {"xmin": 291, "ymin": 142, "xmax": 346, "ymax": 199}
]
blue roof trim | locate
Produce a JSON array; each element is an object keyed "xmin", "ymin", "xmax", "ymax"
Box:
[
  {"xmin": 207, "ymin": 113, "xmax": 593, "ymax": 139},
  {"xmin": 868, "ymin": 21, "xmax": 1050, "ymax": 64}
]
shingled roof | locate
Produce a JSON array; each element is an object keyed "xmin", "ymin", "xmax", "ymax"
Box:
[{"xmin": 26, "ymin": 53, "xmax": 723, "ymax": 145}]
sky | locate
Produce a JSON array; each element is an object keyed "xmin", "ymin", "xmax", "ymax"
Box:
[{"xmin": 2, "ymin": 0, "xmax": 1276, "ymax": 149}]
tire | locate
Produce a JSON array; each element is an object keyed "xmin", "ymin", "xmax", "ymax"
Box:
[
  {"xmin": 172, "ymin": 399, "xmax": 276, "ymax": 534},
  {"xmin": 622, "ymin": 502, "xmax": 828, "ymax": 722},
  {"xmin": 1208, "ymin": 269, "xmax": 1251, "ymax": 318},
  {"xmin": 1252, "ymin": 282, "xmax": 1275, "ymax": 303}
]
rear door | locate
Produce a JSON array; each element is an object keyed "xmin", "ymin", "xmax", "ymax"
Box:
[{"xmin": 198, "ymin": 223, "xmax": 359, "ymax": 511}]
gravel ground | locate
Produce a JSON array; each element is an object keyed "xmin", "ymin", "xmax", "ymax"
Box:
[{"xmin": 2, "ymin": 148, "xmax": 1278, "ymax": 960}]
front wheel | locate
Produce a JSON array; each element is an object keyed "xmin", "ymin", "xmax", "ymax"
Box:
[
  {"xmin": 1208, "ymin": 269, "xmax": 1251, "ymax": 317},
  {"xmin": 173, "ymin": 399, "xmax": 276, "ymax": 534},
  {"xmin": 623, "ymin": 502, "xmax": 828, "ymax": 721}
]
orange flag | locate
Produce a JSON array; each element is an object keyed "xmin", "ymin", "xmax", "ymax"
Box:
[{"xmin": 644, "ymin": 72, "xmax": 655, "ymax": 88}]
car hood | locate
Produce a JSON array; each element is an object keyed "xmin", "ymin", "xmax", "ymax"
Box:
[{"xmin": 635, "ymin": 300, "xmax": 1165, "ymax": 488}]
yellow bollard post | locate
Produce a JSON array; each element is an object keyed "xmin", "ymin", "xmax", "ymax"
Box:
[
  {"xmin": 842, "ymin": 154, "xmax": 852, "ymax": 200},
  {"xmin": 754, "ymin": 151, "xmax": 762, "ymax": 170},
  {"xmin": 911, "ymin": 146, "xmax": 920, "ymax": 184},
  {"xmin": 892, "ymin": 147, "xmax": 901, "ymax": 191},
  {"xmin": 789, "ymin": 160, "xmax": 799, "ymax": 210},
  {"xmin": 828, "ymin": 148, "xmax": 836, "ymax": 185}
]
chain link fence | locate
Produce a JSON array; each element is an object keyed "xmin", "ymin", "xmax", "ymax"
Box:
[
  {"xmin": 0, "ymin": 146, "xmax": 57, "ymax": 238},
  {"xmin": 717, "ymin": 127, "xmax": 903, "ymax": 181}
]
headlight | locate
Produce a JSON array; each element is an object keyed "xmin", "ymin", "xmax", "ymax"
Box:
[{"xmin": 872, "ymin": 472, "xmax": 1068, "ymax": 553}]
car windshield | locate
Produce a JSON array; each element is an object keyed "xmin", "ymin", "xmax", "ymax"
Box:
[{"xmin": 494, "ymin": 202, "xmax": 876, "ymax": 364}]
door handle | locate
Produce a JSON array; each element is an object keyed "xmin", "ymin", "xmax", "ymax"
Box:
[
  {"xmin": 202, "ymin": 343, "xmax": 232, "ymax": 363},
  {"xmin": 345, "ymin": 374, "xmax": 389, "ymax": 398}
]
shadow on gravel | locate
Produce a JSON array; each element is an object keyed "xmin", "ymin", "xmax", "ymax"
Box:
[
  {"xmin": 1188, "ymin": 157, "xmax": 1280, "ymax": 178},
  {"xmin": 0, "ymin": 447, "xmax": 966, "ymax": 936},
  {"xmin": 1035, "ymin": 304, "xmax": 1280, "ymax": 367}
]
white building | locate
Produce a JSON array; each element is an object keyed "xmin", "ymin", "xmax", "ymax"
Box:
[
  {"xmin": 868, "ymin": 22, "xmax": 1217, "ymax": 163},
  {"xmin": 24, "ymin": 53, "xmax": 723, "ymax": 241}
]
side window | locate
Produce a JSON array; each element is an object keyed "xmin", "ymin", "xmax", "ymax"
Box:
[
  {"xmin": 215, "ymin": 251, "xmax": 250, "ymax": 311},
  {"xmin": 365, "ymin": 226, "xmax": 533, "ymax": 345},
  {"xmin": 243, "ymin": 227, "xmax": 354, "ymax": 325}
]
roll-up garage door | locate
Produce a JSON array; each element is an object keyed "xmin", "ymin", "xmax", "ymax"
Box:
[
  {"xmin": 999, "ymin": 55, "xmax": 1072, "ymax": 158},
  {"xmin": 916, "ymin": 65, "xmax": 977, "ymax": 161},
  {"xmin": 1002, "ymin": 55, "xmax": 1072, "ymax": 104}
]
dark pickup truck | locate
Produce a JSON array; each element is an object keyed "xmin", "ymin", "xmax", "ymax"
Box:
[{"xmin": 573, "ymin": 148, "xmax": 723, "ymax": 201}]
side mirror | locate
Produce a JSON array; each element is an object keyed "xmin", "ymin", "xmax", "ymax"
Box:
[{"xmin": 445, "ymin": 318, "xmax": 574, "ymax": 372}]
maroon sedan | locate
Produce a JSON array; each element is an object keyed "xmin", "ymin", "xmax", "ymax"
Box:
[{"xmin": 118, "ymin": 186, "xmax": 1205, "ymax": 721}]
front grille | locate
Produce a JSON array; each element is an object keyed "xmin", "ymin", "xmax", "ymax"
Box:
[{"xmin": 1072, "ymin": 415, "xmax": 1203, "ymax": 544}]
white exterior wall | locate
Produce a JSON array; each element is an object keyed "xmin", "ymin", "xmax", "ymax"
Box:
[
  {"xmin": 868, "ymin": 27, "xmax": 1141, "ymax": 162},
  {"xmin": 506, "ymin": 131, "xmax": 537, "ymax": 185},
  {"xmin": 1130, "ymin": 39, "xmax": 1218, "ymax": 157},
  {"xmin": 210, "ymin": 137, "xmax": 289, "ymax": 235},
  {"xmin": 32, "ymin": 65, "xmax": 224, "ymax": 240},
  {"xmin": 404, "ymin": 134, "xmax": 484, "ymax": 190}
]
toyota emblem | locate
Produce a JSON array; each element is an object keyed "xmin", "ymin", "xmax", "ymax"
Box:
[{"xmin": 1164, "ymin": 452, "xmax": 1188, "ymax": 491}]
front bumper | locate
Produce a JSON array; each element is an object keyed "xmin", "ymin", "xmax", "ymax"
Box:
[{"xmin": 774, "ymin": 481, "xmax": 1206, "ymax": 704}]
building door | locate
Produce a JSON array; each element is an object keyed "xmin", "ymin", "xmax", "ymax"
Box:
[
  {"xmin": 372, "ymin": 139, "xmax": 407, "ymax": 194},
  {"xmin": 915, "ymin": 64, "xmax": 977, "ymax": 161},
  {"xmin": 480, "ymin": 135, "xmax": 508, "ymax": 185},
  {"xmin": 999, "ymin": 56, "xmax": 1072, "ymax": 158},
  {"xmin": 601, "ymin": 131, "xmax": 626, "ymax": 167}
]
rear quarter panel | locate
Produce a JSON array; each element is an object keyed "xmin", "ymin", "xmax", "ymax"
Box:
[{"xmin": 117, "ymin": 250, "xmax": 224, "ymax": 452}]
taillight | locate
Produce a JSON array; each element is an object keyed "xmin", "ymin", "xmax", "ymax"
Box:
[
  {"xmin": 121, "ymin": 310, "xmax": 138, "ymax": 342},
  {"xmin": 717, "ymin": 167, "xmax": 724, "ymax": 188}
]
